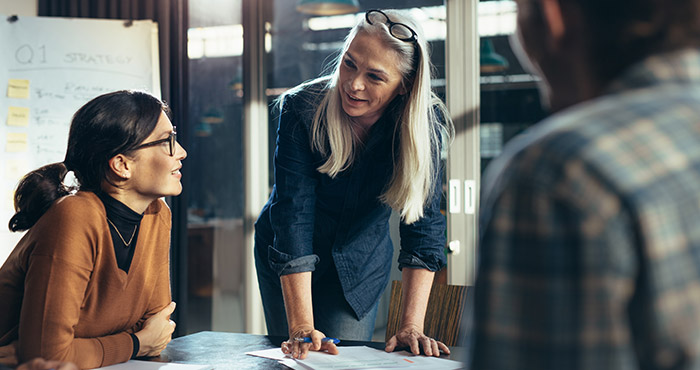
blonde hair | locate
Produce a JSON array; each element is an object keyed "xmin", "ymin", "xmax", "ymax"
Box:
[{"xmin": 281, "ymin": 10, "xmax": 453, "ymax": 224}]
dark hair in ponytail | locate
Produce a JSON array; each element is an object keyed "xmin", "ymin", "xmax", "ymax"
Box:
[
  {"xmin": 9, "ymin": 90, "xmax": 167, "ymax": 232},
  {"xmin": 9, "ymin": 163, "xmax": 73, "ymax": 232}
]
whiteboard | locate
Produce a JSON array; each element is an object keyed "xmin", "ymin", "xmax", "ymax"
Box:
[{"xmin": 0, "ymin": 15, "xmax": 160, "ymax": 264}]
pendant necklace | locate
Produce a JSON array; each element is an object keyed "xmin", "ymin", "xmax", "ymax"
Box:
[{"xmin": 106, "ymin": 217, "xmax": 137, "ymax": 247}]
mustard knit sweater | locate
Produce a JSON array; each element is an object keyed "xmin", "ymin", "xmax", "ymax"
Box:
[{"xmin": 0, "ymin": 191, "xmax": 172, "ymax": 369}]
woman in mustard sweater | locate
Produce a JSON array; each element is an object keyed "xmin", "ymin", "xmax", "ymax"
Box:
[{"xmin": 0, "ymin": 90, "xmax": 187, "ymax": 369}]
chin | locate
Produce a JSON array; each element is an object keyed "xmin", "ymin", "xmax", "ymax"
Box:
[
  {"xmin": 168, "ymin": 188, "xmax": 183, "ymax": 197},
  {"xmin": 340, "ymin": 103, "xmax": 354, "ymax": 117},
  {"xmin": 341, "ymin": 105, "xmax": 364, "ymax": 119},
  {"xmin": 160, "ymin": 185, "xmax": 183, "ymax": 198}
]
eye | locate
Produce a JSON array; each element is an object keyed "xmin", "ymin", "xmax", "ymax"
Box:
[
  {"xmin": 368, "ymin": 73, "xmax": 383, "ymax": 82},
  {"xmin": 343, "ymin": 59, "xmax": 356, "ymax": 69}
]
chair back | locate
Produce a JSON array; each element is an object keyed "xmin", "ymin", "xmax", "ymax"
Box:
[{"xmin": 385, "ymin": 280, "xmax": 469, "ymax": 346}]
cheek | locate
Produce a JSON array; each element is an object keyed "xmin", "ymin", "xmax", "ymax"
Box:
[
  {"xmin": 147, "ymin": 158, "xmax": 171, "ymax": 178},
  {"xmin": 379, "ymin": 85, "xmax": 400, "ymax": 103},
  {"xmin": 338, "ymin": 67, "xmax": 351, "ymax": 86}
]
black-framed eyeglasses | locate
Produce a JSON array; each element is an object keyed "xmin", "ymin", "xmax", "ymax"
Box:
[
  {"xmin": 365, "ymin": 9, "xmax": 418, "ymax": 43},
  {"xmin": 133, "ymin": 127, "xmax": 177, "ymax": 156}
]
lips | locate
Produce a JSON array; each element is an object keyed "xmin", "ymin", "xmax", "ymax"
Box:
[{"xmin": 344, "ymin": 90, "xmax": 366, "ymax": 106}]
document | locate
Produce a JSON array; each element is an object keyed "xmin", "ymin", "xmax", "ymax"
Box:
[
  {"xmin": 95, "ymin": 360, "xmax": 212, "ymax": 370},
  {"xmin": 383, "ymin": 351, "xmax": 465, "ymax": 370},
  {"xmin": 246, "ymin": 346, "xmax": 465, "ymax": 370}
]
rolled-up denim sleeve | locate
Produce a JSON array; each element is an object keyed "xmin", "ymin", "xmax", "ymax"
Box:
[
  {"xmin": 398, "ymin": 149, "xmax": 447, "ymax": 272},
  {"xmin": 268, "ymin": 94, "xmax": 320, "ymax": 276},
  {"xmin": 267, "ymin": 245, "xmax": 320, "ymax": 275}
]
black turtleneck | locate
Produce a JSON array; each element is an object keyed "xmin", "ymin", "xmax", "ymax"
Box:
[{"xmin": 96, "ymin": 192, "xmax": 143, "ymax": 273}]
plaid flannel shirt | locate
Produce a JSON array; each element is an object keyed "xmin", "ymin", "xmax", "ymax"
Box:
[{"xmin": 472, "ymin": 49, "xmax": 700, "ymax": 369}]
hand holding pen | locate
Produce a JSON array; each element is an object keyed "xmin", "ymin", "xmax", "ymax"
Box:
[
  {"xmin": 281, "ymin": 327, "xmax": 339, "ymax": 359},
  {"xmin": 294, "ymin": 337, "xmax": 340, "ymax": 344}
]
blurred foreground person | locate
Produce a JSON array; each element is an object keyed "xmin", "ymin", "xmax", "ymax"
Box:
[{"xmin": 473, "ymin": 0, "xmax": 700, "ymax": 368}]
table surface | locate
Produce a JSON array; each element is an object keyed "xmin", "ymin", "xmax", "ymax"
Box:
[{"xmin": 156, "ymin": 331, "xmax": 467, "ymax": 369}]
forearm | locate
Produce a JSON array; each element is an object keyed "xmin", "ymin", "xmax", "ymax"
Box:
[
  {"xmin": 280, "ymin": 272, "xmax": 314, "ymax": 334},
  {"xmin": 137, "ymin": 262, "xmax": 172, "ymax": 328},
  {"xmin": 399, "ymin": 268, "xmax": 435, "ymax": 331},
  {"xmin": 19, "ymin": 332, "xmax": 133, "ymax": 369}
]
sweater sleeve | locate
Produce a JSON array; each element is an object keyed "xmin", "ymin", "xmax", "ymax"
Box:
[
  {"xmin": 17, "ymin": 198, "xmax": 133, "ymax": 368},
  {"xmin": 132, "ymin": 260, "xmax": 172, "ymax": 332},
  {"xmin": 131, "ymin": 199, "xmax": 173, "ymax": 333},
  {"xmin": 146, "ymin": 201, "xmax": 173, "ymax": 317}
]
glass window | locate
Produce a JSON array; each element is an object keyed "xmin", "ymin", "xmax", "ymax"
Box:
[
  {"xmin": 478, "ymin": 0, "xmax": 549, "ymax": 172},
  {"xmin": 185, "ymin": 0, "xmax": 246, "ymax": 334}
]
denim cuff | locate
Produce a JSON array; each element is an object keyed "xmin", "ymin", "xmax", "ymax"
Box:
[
  {"xmin": 268, "ymin": 245, "xmax": 320, "ymax": 276},
  {"xmin": 397, "ymin": 250, "xmax": 442, "ymax": 272}
]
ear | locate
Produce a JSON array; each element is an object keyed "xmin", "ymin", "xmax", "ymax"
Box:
[
  {"xmin": 108, "ymin": 154, "xmax": 133, "ymax": 180},
  {"xmin": 540, "ymin": 0, "xmax": 566, "ymax": 48}
]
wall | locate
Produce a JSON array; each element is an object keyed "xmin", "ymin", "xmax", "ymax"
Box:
[{"xmin": 0, "ymin": 0, "xmax": 38, "ymax": 16}]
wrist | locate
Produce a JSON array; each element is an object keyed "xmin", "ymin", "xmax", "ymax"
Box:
[
  {"xmin": 288, "ymin": 323, "xmax": 314, "ymax": 337},
  {"xmin": 134, "ymin": 331, "xmax": 149, "ymax": 357},
  {"xmin": 129, "ymin": 332, "xmax": 140, "ymax": 358},
  {"xmin": 398, "ymin": 322, "xmax": 423, "ymax": 333}
]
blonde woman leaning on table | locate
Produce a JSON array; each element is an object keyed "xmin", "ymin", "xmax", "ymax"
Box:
[
  {"xmin": 0, "ymin": 90, "xmax": 187, "ymax": 368},
  {"xmin": 254, "ymin": 9, "xmax": 453, "ymax": 360}
]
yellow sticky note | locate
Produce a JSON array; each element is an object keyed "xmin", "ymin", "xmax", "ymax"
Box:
[
  {"xmin": 7, "ymin": 106, "xmax": 30, "ymax": 126},
  {"xmin": 7, "ymin": 79, "xmax": 30, "ymax": 99},
  {"xmin": 5, "ymin": 159, "xmax": 28, "ymax": 180},
  {"xmin": 7, "ymin": 190, "xmax": 15, "ymax": 211},
  {"xmin": 6, "ymin": 133, "xmax": 28, "ymax": 152}
]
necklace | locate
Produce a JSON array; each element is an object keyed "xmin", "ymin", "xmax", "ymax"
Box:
[{"xmin": 106, "ymin": 217, "xmax": 138, "ymax": 247}]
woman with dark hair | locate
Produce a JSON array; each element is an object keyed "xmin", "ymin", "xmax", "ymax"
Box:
[
  {"xmin": 0, "ymin": 90, "xmax": 187, "ymax": 369},
  {"xmin": 255, "ymin": 9, "xmax": 452, "ymax": 360}
]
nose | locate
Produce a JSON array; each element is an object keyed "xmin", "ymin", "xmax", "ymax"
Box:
[
  {"xmin": 350, "ymin": 74, "xmax": 365, "ymax": 92},
  {"xmin": 176, "ymin": 141, "xmax": 187, "ymax": 159}
]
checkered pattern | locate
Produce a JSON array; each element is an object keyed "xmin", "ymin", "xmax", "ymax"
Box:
[{"xmin": 472, "ymin": 49, "xmax": 700, "ymax": 369}]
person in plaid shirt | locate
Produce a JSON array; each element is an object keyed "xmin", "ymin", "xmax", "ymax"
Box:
[{"xmin": 471, "ymin": 0, "xmax": 700, "ymax": 368}]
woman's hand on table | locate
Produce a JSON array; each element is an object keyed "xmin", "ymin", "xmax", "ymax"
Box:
[
  {"xmin": 281, "ymin": 326, "xmax": 338, "ymax": 359},
  {"xmin": 17, "ymin": 358, "xmax": 78, "ymax": 370},
  {"xmin": 385, "ymin": 324, "xmax": 449, "ymax": 357},
  {"xmin": 135, "ymin": 301, "xmax": 177, "ymax": 357}
]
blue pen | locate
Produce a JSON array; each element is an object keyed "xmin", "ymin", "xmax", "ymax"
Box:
[{"xmin": 294, "ymin": 337, "xmax": 340, "ymax": 344}]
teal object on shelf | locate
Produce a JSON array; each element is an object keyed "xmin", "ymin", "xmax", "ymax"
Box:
[
  {"xmin": 480, "ymin": 39, "xmax": 509, "ymax": 73},
  {"xmin": 194, "ymin": 122, "xmax": 213, "ymax": 137},
  {"xmin": 201, "ymin": 108, "xmax": 224, "ymax": 124},
  {"xmin": 297, "ymin": 0, "xmax": 360, "ymax": 16}
]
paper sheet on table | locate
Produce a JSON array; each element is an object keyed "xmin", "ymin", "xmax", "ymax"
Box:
[
  {"xmin": 95, "ymin": 360, "xmax": 213, "ymax": 370},
  {"xmin": 294, "ymin": 346, "xmax": 405, "ymax": 369},
  {"xmin": 246, "ymin": 348, "xmax": 309, "ymax": 370},
  {"xmin": 385, "ymin": 351, "xmax": 465, "ymax": 370},
  {"xmin": 246, "ymin": 347, "xmax": 288, "ymax": 360},
  {"xmin": 247, "ymin": 346, "xmax": 465, "ymax": 370}
]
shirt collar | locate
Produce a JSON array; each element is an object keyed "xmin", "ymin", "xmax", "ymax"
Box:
[
  {"xmin": 96, "ymin": 191, "xmax": 144, "ymax": 224},
  {"xmin": 606, "ymin": 48, "xmax": 700, "ymax": 94}
]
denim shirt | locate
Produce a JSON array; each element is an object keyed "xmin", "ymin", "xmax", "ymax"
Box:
[{"xmin": 254, "ymin": 82, "xmax": 447, "ymax": 319}]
